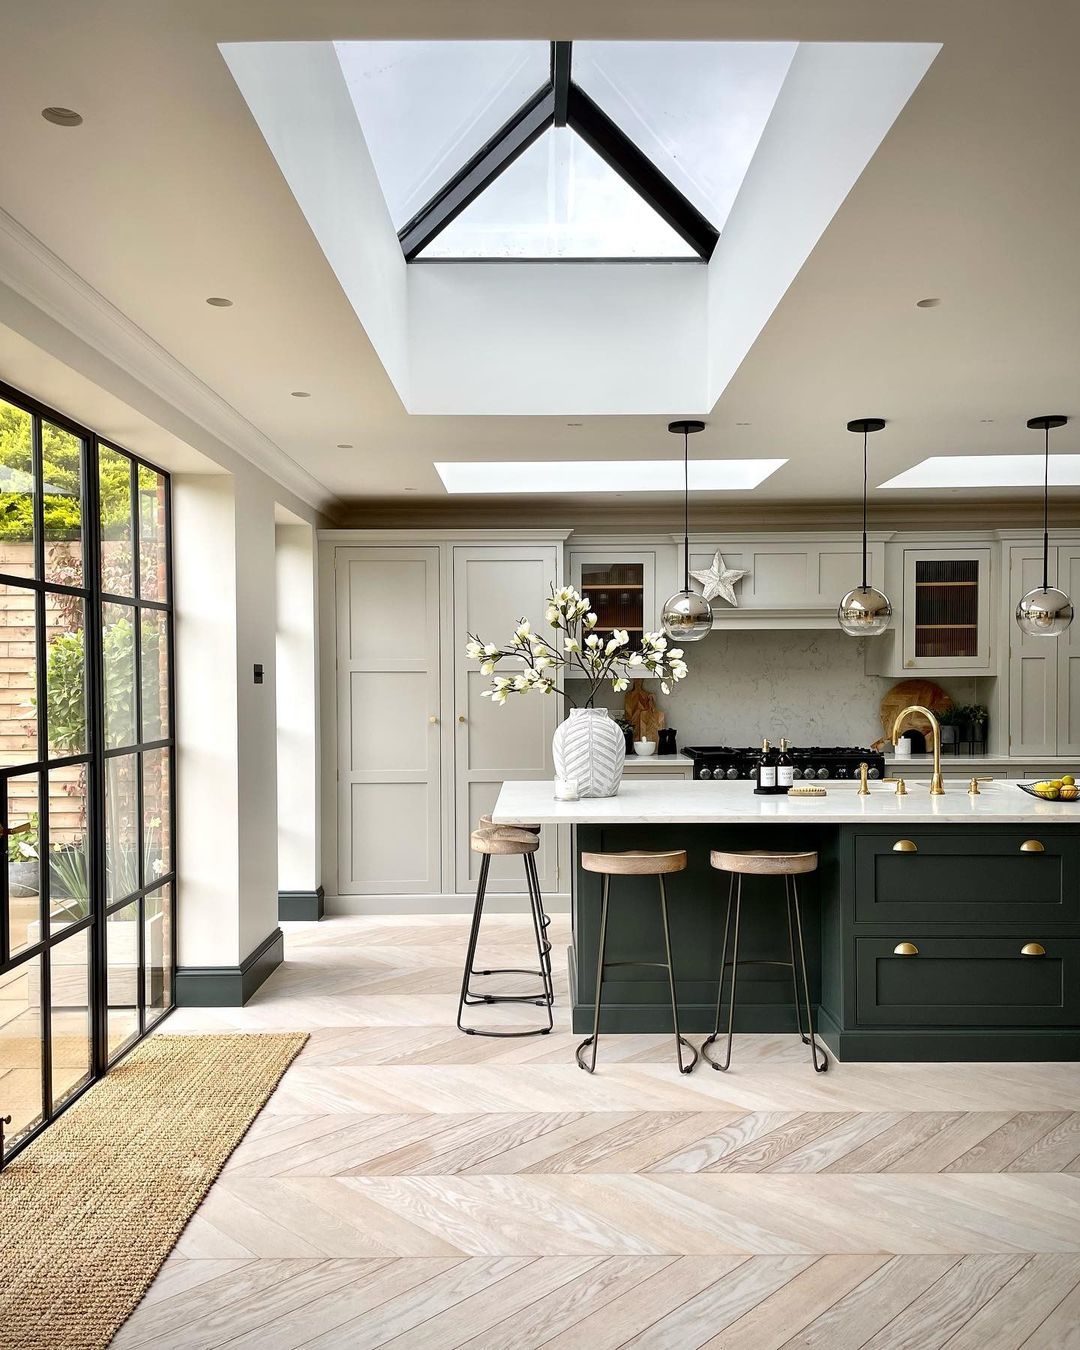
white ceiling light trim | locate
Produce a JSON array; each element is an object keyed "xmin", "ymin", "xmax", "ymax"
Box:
[
  {"xmin": 879, "ymin": 455, "xmax": 1080, "ymax": 489},
  {"xmin": 435, "ymin": 459, "xmax": 786, "ymax": 494}
]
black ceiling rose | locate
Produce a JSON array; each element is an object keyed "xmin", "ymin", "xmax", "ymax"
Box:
[{"xmin": 398, "ymin": 39, "xmax": 719, "ymax": 262}]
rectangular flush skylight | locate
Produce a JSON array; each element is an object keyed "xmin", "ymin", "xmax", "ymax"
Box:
[
  {"xmin": 879, "ymin": 456, "xmax": 1080, "ymax": 489},
  {"xmin": 436, "ymin": 460, "xmax": 786, "ymax": 494}
]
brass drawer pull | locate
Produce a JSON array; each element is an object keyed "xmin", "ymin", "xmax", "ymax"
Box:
[
  {"xmin": 893, "ymin": 941, "xmax": 919, "ymax": 956},
  {"xmin": 1020, "ymin": 840, "xmax": 1045, "ymax": 853},
  {"xmin": 1021, "ymin": 942, "xmax": 1047, "ymax": 957},
  {"xmin": 892, "ymin": 839, "xmax": 918, "ymax": 853}
]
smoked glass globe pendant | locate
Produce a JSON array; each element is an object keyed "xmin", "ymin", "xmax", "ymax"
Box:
[
  {"xmin": 838, "ymin": 418, "xmax": 893, "ymax": 637},
  {"xmin": 662, "ymin": 419, "xmax": 714, "ymax": 642},
  {"xmin": 1016, "ymin": 415, "xmax": 1073, "ymax": 638}
]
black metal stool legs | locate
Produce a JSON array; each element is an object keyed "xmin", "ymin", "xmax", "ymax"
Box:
[
  {"xmin": 788, "ymin": 875, "xmax": 829, "ymax": 1073},
  {"xmin": 702, "ymin": 873, "xmax": 741, "ymax": 1071},
  {"xmin": 457, "ymin": 850, "xmax": 553, "ymax": 1038},
  {"xmin": 576, "ymin": 874, "xmax": 697, "ymax": 1074}
]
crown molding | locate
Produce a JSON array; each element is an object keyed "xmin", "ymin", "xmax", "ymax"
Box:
[
  {"xmin": 0, "ymin": 207, "xmax": 339, "ymax": 515},
  {"xmin": 334, "ymin": 496, "xmax": 1080, "ymax": 532}
]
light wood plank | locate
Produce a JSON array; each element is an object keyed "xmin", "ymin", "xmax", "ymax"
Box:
[
  {"xmin": 860, "ymin": 1254, "xmax": 1030, "ymax": 1350},
  {"xmin": 942, "ymin": 1254, "xmax": 1080, "ymax": 1349}
]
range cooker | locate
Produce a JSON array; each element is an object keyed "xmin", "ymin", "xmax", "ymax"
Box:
[{"xmin": 684, "ymin": 745, "xmax": 886, "ymax": 782}]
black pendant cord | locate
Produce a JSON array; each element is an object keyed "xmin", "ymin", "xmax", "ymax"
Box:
[
  {"xmin": 861, "ymin": 428, "xmax": 869, "ymax": 591},
  {"xmin": 683, "ymin": 428, "xmax": 691, "ymax": 591},
  {"xmin": 1042, "ymin": 423, "xmax": 1050, "ymax": 591}
]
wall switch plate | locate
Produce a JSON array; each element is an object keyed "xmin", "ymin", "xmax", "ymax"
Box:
[{"xmin": 254, "ymin": 663, "xmax": 264, "ymax": 685}]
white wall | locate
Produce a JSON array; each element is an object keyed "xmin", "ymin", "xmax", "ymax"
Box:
[
  {"xmin": 276, "ymin": 520, "xmax": 320, "ymax": 894},
  {"xmin": 594, "ymin": 629, "xmax": 979, "ymax": 748}
]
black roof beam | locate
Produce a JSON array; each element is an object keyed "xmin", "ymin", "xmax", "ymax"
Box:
[
  {"xmin": 566, "ymin": 83, "xmax": 718, "ymax": 260},
  {"xmin": 399, "ymin": 85, "xmax": 555, "ymax": 260},
  {"xmin": 552, "ymin": 42, "xmax": 572, "ymax": 126}
]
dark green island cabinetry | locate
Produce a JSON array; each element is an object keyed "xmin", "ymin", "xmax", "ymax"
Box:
[
  {"xmin": 493, "ymin": 779, "xmax": 1080, "ymax": 1062},
  {"xmin": 567, "ymin": 820, "xmax": 1080, "ymax": 1062}
]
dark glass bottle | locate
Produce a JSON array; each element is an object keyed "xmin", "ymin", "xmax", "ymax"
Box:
[
  {"xmin": 756, "ymin": 737, "xmax": 777, "ymax": 794},
  {"xmin": 776, "ymin": 738, "xmax": 794, "ymax": 794}
]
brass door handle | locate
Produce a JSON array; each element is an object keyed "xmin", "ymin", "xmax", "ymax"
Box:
[
  {"xmin": 429, "ymin": 715, "xmax": 439, "ymax": 725},
  {"xmin": 894, "ymin": 942, "xmax": 919, "ymax": 956},
  {"xmin": 458, "ymin": 714, "xmax": 467, "ymax": 724},
  {"xmin": 1020, "ymin": 840, "xmax": 1045, "ymax": 852},
  {"xmin": 1021, "ymin": 942, "xmax": 1046, "ymax": 957},
  {"xmin": 892, "ymin": 839, "xmax": 918, "ymax": 853}
]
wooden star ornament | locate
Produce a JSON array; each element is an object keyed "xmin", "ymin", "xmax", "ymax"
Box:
[{"xmin": 690, "ymin": 550, "xmax": 750, "ymax": 608}]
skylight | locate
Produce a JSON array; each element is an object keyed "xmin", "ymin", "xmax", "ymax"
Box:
[
  {"xmin": 420, "ymin": 128, "xmax": 697, "ymax": 259},
  {"xmin": 436, "ymin": 460, "xmax": 787, "ymax": 494},
  {"xmin": 333, "ymin": 39, "xmax": 795, "ymax": 261},
  {"xmin": 573, "ymin": 42, "xmax": 796, "ymax": 229},
  {"xmin": 334, "ymin": 41, "xmax": 549, "ymax": 230},
  {"xmin": 879, "ymin": 456, "xmax": 1080, "ymax": 489}
]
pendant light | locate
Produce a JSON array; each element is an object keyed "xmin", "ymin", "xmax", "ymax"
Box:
[
  {"xmin": 837, "ymin": 417, "xmax": 892, "ymax": 636},
  {"xmin": 1016, "ymin": 414, "xmax": 1073, "ymax": 637},
  {"xmin": 661, "ymin": 419, "xmax": 713, "ymax": 641}
]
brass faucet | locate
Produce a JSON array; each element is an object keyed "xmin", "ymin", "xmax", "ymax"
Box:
[{"xmin": 892, "ymin": 705, "xmax": 945, "ymax": 795}]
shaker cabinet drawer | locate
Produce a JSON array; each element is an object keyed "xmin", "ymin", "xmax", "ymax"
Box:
[
  {"xmin": 852, "ymin": 832, "xmax": 1080, "ymax": 925},
  {"xmin": 855, "ymin": 937, "xmax": 1080, "ymax": 1027}
]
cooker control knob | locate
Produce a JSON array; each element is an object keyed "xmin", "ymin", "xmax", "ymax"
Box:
[
  {"xmin": 868, "ymin": 766, "xmax": 881, "ymax": 779},
  {"xmin": 726, "ymin": 767, "xmax": 739, "ymax": 780},
  {"xmin": 791, "ymin": 767, "xmax": 802, "ymax": 780},
  {"xmin": 699, "ymin": 767, "xmax": 712, "ymax": 779},
  {"xmin": 817, "ymin": 767, "xmax": 830, "ymax": 780}
]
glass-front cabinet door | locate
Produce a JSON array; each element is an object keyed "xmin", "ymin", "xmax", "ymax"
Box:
[
  {"xmin": 902, "ymin": 547, "xmax": 993, "ymax": 671},
  {"xmin": 567, "ymin": 549, "xmax": 662, "ymax": 673}
]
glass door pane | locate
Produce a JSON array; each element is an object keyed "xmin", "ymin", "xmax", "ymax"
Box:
[
  {"xmin": 914, "ymin": 558, "xmax": 980, "ymax": 659},
  {"xmin": 0, "ymin": 955, "xmax": 43, "ymax": 1143},
  {"xmin": 50, "ymin": 926, "xmax": 91, "ymax": 1109}
]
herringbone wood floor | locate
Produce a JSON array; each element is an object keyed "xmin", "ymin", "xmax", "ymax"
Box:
[{"xmin": 115, "ymin": 916, "xmax": 1080, "ymax": 1349}]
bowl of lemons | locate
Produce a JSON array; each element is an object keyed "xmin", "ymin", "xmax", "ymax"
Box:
[{"xmin": 1019, "ymin": 775, "xmax": 1079, "ymax": 801}]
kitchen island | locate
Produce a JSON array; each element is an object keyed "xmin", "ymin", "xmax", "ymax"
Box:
[{"xmin": 492, "ymin": 779, "xmax": 1080, "ymax": 1061}]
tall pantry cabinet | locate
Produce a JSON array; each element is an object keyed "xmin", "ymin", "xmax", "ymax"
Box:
[{"xmin": 320, "ymin": 532, "xmax": 568, "ymax": 904}]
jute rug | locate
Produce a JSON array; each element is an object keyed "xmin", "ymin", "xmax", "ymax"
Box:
[{"xmin": 0, "ymin": 1031, "xmax": 308, "ymax": 1350}]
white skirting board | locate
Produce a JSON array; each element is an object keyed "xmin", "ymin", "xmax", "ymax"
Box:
[{"xmin": 325, "ymin": 892, "xmax": 572, "ymax": 916}]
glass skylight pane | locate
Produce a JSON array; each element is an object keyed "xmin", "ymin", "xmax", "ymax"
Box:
[
  {"xmin": 419, "ymin": 127, "xmax": 698, "ymax": 259},
  {"xmin": 879, "ymin": 455, "xmax": 1080, "ymax": 489},
  {"xmin": 436, "ymin": 460, "xmax": 787, "ymax": 494},
  {"xmin": 573, "ymin": 41, "xmax": 797, "ymax": 229},
  {"xmin": 334, "ymin": 41, "xmax": 549, "ymax": 229}
]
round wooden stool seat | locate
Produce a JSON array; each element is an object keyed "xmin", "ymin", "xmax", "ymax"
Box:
[
  {"xmin": 470, "ymin": 827, "xmax": 539, "ymax": 856},
  {"xmin": 710, "ymin": 849, "xmax": 818, "ymax": 877},
  {"xmin": 582, "ymin": 849, "xmax": 687, "ymax": 876},
  {"xmin": 479, "ymin": 813, "xmax": 540, "ymax": 834}
]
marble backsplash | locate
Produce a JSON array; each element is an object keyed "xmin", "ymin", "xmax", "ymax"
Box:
[{"xmin": 593, "ymin": 629, "xmax": 980, "ymax": 749}]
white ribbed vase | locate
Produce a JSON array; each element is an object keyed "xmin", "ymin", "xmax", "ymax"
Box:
[{"xmin": 552, "ymin": 707, "xmax": 626, "ymax": 799}]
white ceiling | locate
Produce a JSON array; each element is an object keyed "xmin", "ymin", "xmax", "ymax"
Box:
[{"xmin": 0, "ymin": 1, "xmax": 1079, "ymax": 516}]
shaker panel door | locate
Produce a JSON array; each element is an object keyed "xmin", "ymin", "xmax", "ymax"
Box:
[
  {"xmin": 453, "ymin": 546, "xmax": 559, "ymax": 894},
  {"xmin": 1009, "ymin": 546, "xmax": 1057, "ymax": 756},
  {"xmin": 336, "ymin": 548, "xmax": 442, "ymax": 894},
  {"xmin": 1056, "ymin": 546, "xmax": 1080, "ymax": 756}
]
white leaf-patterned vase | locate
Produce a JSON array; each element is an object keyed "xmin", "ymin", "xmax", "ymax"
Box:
[{"xmin": 552, "ymin": 707, "xmax": 626, "ymax": 799}]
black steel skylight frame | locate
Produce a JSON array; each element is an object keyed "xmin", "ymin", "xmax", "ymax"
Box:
[{"xmin": 398, "ymin": 40, "xmax": 720, "ymax": 262}]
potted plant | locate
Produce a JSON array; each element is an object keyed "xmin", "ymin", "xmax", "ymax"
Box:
[
  {"xmin": 467, "ymin": 584, "xmax": 689, "ymax": 798},
  {"xmin": 961, "ymin": 704, "xmax": 989, "ymax": 751},
  {"xmin": 937, "ymin": 705, "xmax": 965, "ymax": 751}
]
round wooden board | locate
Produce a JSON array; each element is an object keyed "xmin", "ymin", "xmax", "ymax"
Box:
[{"xmin": 880, "ymin": 679, "xmax": 952, "ymax": 743}]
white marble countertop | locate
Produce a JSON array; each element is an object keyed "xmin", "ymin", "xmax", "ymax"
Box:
[{"xmin": 492, "ymin": 778, "xmax": 1079, "ymax": 825}]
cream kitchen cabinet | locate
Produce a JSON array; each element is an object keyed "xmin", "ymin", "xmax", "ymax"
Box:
[
  {"xmin": 320, "ymin": 531, "xmax": 569, "ymax": 906},
  {"xmin": 685, "ymin": 533, "xmax": 886, "ymax": 628},
  {"xmin": 1008, "ymin": 541, "xmax": 1080, "ymax": 756}
]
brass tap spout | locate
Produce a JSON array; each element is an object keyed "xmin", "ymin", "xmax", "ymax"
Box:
[{"xmin": 891, "ymin": 706, "xmax": 945, "ymax": 795}]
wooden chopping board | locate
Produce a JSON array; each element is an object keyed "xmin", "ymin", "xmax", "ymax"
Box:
[{"xmin": 880, "ymin": 679, "xmax": 952, "ymax": 743}]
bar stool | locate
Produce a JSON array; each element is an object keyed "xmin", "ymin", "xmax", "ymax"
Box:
[
  {"xmin": 456, "ymin": 819, "xmax": 553, "ymax": 1038},
  {"xmin": 703, "ymin": 850, "xmax": 828, "ymax": 1073},
  {"xmin": 576, "ymin": 849, "xmax": 698, "ymax": 1075}
]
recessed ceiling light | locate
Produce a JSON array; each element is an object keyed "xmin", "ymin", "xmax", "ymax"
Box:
[
  {"xmin": 41, "ymin": 106, "xmax": 82, "ymax": 127},
  {"xmin": 915, "ymin": 297, "xmax": 941, "ymax": 308},
  {"xmin": 205, "ymin": 296, "xmax": 233, "ymax": 307},
  {"xmin": 290, "ymin": 391, "xmax": 311, "ymax": 398},
  {"xmin": 735, "ymin": 421, "xmax": 752, "ymax": 427},
  {"xmin": 566, "ymin": 421, "xmax": 583, "ymax": 428},
  {"xmin": 336, "ymin": 443, "xmax": 353, "ymax": 449},
  {"xmin": 879, "ymin": 454, "xmax": 1080, "ymax": 489},
  {"xmin": 434, "ymin": 459, "xmax": 786, "ymax": 495},
  {"xmin": 404, "ymin": 487, "xmax": 418, "ymax": 492}
]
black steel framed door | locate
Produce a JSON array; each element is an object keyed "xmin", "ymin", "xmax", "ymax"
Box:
[{"xmin": 0, "ymin": 379, "xmax": 176, "ymax": 1164}]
